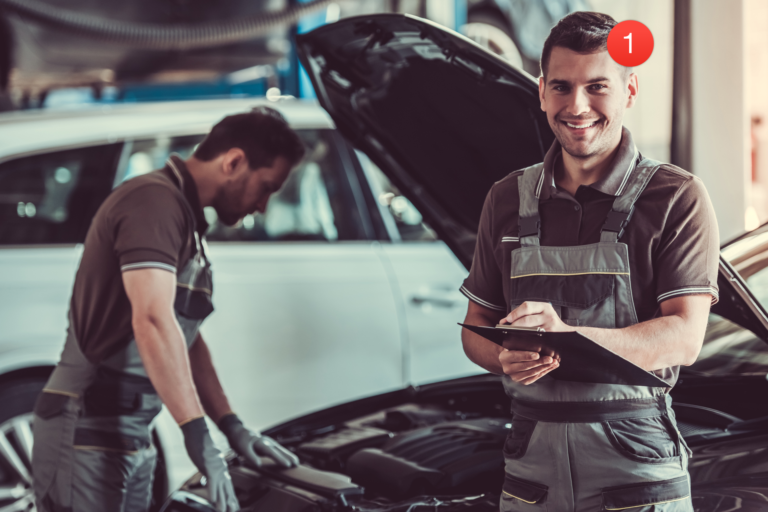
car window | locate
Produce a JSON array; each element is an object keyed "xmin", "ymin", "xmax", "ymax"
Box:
[
  {"xmin": 358, "ymin": 153, "xmax": 437, "ymax": 242},
  {"xmin": 0, "ymin": 144, "xmax": 121, "ymax": 245},
  {"xmin": 117, "ymin": 135, "xmax": 204, "ymax": 184},
  {"xmin": 118, "ymin": 129, "xmax": 365, "ymax": 242}
]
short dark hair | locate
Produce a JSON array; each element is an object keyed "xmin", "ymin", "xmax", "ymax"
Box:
[
  {"xmin": 540, "ymin": 11, "xmax": 629, "ymax": 79},
  {"xmin": 194, "ymin": 106, "xmax": 305, "ymax": 169}
]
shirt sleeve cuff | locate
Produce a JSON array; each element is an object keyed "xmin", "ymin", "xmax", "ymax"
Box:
[
  {"xmin": 657, "ymin": 286, "xmax": 719, "ymax": 305},
  {"xmin": 120, "ymin": 262, "xmax": 177, "ymax": 274},
  {"xmin": 459, "ymin": 285, "xmax": 506, "ymax": 311}
]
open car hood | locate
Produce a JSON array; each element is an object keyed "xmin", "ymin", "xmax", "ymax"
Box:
[
  {"xmin": 296, "ymin": 14, "xmax": 555, "ymax": 268},
  {"xmin": 296, "ymin": 14, "xmax": 768, "ymax": 342}
]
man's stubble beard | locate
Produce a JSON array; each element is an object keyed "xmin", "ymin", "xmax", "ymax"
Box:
[
  {"xmin": 553, "ymin": 119, "xmax": 621, "ymax": 161},
  {"xmin": 559, "ymin": 135, "xmax": 606, "ymax": 160},
  {"xmin": 211, "ymin": 184, "xmax": 245, "ymax": 227}
]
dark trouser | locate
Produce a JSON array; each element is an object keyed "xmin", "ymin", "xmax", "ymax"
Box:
[{"xmin": 32, "ymin": 389, "xmax": 159, "ymax": 512}]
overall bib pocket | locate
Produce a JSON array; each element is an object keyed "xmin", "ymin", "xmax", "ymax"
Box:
[
  {"xmin": 509, "ymin": 272, "xmax": 616, "ymax": 327},
  {"xmin": 601, "ymin": 475, "xmax": 691, "ymax": 511},
  {"xmin": 174, "ymin": 279, "xmax": 213, "ymax": 320},
  {"xmin": 502, "ymin": 417, "xmax": 538, "ymax": 460},
  {"xmin": 174, "ymin": 233, "xmax": 214, "ymax": 321},
  {"xmin": 500, "ymin": 473, "xmax": 548, "ymax": 510},
  {"xmin": 602, "ymin": 416, "xmax": 681, "ymax": 464}
]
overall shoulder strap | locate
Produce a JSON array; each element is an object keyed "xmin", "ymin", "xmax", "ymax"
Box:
[
  {"xmin": 517, "ymin": 163, "xmax": 546, "ymax": 247},
  {"xmin": 165, "ymin": 154, "xmax": 204, "ymax": 261},
  {"xmin": 600, "ymin": 157, "xmax": 661, "ymax": 242}
]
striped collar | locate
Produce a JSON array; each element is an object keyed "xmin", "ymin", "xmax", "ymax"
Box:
[
  {"xmin": 165, "ymin": 154, "xmax": 209, "ymax": 235},
  {"xmin": 537, "ymin": 126, "xmax": 640, "ymax": 200}
]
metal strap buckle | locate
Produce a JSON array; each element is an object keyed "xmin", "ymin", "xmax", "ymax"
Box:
[
  {"xmin": 518, "ymin": 215, "xmax": 541, "ymax": 239},
  {"xmin": 601, "ymin": 206, "xmax": 635, "ymax": 239}
]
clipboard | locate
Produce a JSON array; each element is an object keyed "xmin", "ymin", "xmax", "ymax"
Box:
[{"xmin": 459, "ymin": 324, "xmax": 668, "ymax": 387}]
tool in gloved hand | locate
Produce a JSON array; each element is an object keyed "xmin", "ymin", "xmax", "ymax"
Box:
[
  {"xmin": 218, "ymin": 413, "xmax": 300, "ymax": 469},
  {"xmin": 181, "ymin": 417, "xmax": 241, "ymax": 512}
]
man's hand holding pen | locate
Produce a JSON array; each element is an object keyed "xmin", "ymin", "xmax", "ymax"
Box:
[{"xmin": 497, "ymin": 301, "xmax": 573, "ymax": 385}]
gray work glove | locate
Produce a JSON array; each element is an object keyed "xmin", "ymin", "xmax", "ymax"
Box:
[
  {"xmin": 181, "ymin": 417, "xmax": 240, "ymax": 512},
  {"xmin": 218, "ymin": 413, "xmax": 299, "ymax": 469}
]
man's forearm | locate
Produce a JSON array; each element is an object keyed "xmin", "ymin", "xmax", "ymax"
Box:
[
  {"xmin": 579, "ymin": 314, "xmax": 703, "ymax": 371},
  {"xmin": 500, "ymin": 296, "xmax": 711, "ymax": 373},
  {"xmin": 461, "ymin": 306, "xmax": 505, "ymax": 374},
  {"xmin": 133, "ymin": 315, "xmax": 204, "ymax": 424},
  {"xmin": 189, "ymin": 335, "xmax": 233, "ymax": 424},
  {"xmin": 462, "ymin": 330, "xmax": 505, "ymax": 374}
]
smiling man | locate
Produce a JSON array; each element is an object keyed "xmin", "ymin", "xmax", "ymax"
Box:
[
  {"xmin": 32, "ymin": 107, "xmax": 304, "ymax": 512},
  {"xmin": 460, "ymin": 12, "xmax": 719, "ymax": 512}
]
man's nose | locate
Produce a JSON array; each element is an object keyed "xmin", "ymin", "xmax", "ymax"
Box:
[{"xmin": 566, "ymin": 88, "xmax": 591, "ymax": 117}]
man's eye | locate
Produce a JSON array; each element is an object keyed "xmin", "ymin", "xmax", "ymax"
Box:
[
  {"xmin": 590, "ymin": 84, "xmax": 607, "ymax": 91},
  {"xmin": 553, "ymin": 86, "xmax": 568, "ymax": 92}
]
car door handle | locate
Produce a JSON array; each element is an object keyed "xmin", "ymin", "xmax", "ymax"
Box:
[{"xmin": 410, "ymin": 291, "xmax": 465, "ymax": 308}]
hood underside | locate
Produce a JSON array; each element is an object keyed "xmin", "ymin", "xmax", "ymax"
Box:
[
  {"xmin": 295, "ymin": 14, "xmax": 768, "ymax": 342},
  {"xmin": 297, "ymin": 14, "xmax": 555, "ymax": 268}
]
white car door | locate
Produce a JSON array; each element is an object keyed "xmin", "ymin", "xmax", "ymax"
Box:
[
  {"xmin": 356, "ymin": 153, "xmax": 484, "ymax": 385},
  {"xmin": 0, "ymin": 144, "xmax": 123, "ymax": 371},
  {"xmin": 0, "ymin": 144, "xmax": 125, "ymax": 507},
  {"xmin": 119, "ymin": 129, "xmax": 405, "ymax": 431}
]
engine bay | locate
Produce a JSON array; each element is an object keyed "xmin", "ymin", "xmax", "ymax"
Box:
[
  {"xmin": 163, "ymin": 376, "xmax": 513, "ymax": 512},
  {"xmin": 161, "ymin": 374, "xmax": 768, "ymax": 512},
  {"xmin": 218, "ymin": 403, "xmax": 507, "ymax": 511}
]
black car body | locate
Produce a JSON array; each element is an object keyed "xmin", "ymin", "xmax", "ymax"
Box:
[{"xmin": 160, "ymin": 15, "xmax": 768, "ymax": 512}]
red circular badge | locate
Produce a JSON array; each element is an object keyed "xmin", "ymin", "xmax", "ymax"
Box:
[{"xmin": 607, "ymin": 20, "xmax": 654, "ymax": 67}]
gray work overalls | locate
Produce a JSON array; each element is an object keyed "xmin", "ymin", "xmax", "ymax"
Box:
[
  {"xmin": 31, "ymin": 158, "xmax": 214, "ymax": 512},
  {"xmin": 500, "ymin": 159, "xmax": 694, "ymax": 512}
]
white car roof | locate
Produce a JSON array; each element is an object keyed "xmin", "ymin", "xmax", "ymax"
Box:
[{"xmin": 0, "ymin": 98, "xmax": 334, "ymax": 162}]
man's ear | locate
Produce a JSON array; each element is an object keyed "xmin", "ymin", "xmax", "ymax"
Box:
[
  {"xmin": 221, "ymin": 148, "xmax": 247, "ymax": 177},
  {"xmin": 626, "ymin": 73, "xmax": 639, "ymax": 109},
  {"xmin": 539, "ymin": 76, "xmax": 547, "ymax": 112}
]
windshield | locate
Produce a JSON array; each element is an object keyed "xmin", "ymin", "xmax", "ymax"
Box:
[
  {"xmin": 721, "ymin": 225, "xmax": 768, "ymax": 306},
  {"xmin": 688, "ymin": 227, "xmax": 768, "ymax": 376},
  {"xmin": 689, "ymin": 313, "xmax": 768, "ymax": 376}
]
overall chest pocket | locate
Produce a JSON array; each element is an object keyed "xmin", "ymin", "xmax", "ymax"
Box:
[
  {"xmin": 509, "ymin": 273, "xmax": 615, "ymax": 327},
  {"xmin": 175, "ymin": 261, "xmax": 214, "ymax": 320}
]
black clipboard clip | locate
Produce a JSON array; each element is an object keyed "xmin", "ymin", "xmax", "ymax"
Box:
[{"xmin": 494, "ymin": 324, "xmax": 545, "ymax": 335}]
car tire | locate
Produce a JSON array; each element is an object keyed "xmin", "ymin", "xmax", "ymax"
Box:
[
  {"xmin": 0, "ymin": 376, "xmax": 168, "ymax": 512},
  {"xmin": 462, "ymin": 10, "xmax": 538, "ymax": 75}
]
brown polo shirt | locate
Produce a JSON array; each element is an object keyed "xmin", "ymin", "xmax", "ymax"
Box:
[
  {"xmin": 70, "ymin": 155, "xmax": 209, "ymax": 364},
  {"xmin": 461, "ymin": 127, "xmax": 720, "ymax": 324}
]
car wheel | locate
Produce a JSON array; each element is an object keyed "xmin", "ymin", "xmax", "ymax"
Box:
[
  {"xmin": 461, "ymin": 10, "xmax": 524, "ymax": 69},
  {"xmin": 0, "ymin": 377, "xmax": 45, "ymax": 511}
]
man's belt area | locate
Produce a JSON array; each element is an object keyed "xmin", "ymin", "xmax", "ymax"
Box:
[
  {"xmin": 83, "ymin": 366, "xmax": 159, "ymax": 417},
  {"xmin": 510, "ymin": 396, "xmax": 667, "ymax": 422}
]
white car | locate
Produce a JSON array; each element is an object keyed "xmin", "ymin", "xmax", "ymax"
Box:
[{"xmin": 0, "ymin": 98, "xmax": 479, "ymax": 508}]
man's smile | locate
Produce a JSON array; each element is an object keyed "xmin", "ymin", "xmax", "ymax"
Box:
[{"xmin": 560, "ymin": 118, "xmax": 601, "ymax": 132}]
